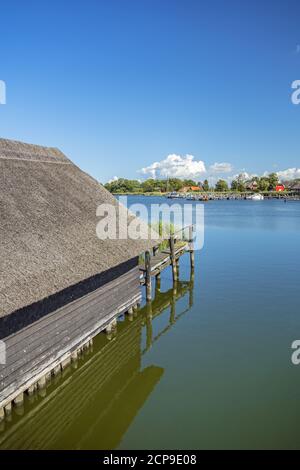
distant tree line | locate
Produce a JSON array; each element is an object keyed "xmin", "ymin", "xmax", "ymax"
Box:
[
  {"xmin": 229, "ymin": 173, "xmax": 280, "ymax": 192},
  {"xmin": 104, "ymin": 173, "xmax": 298, "ymax": 194},
  {"xmin": 104, "ymin": 178, "xmax": 205, "ymax": 193}
]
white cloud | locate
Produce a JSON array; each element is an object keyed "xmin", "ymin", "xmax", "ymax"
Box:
[
  {"xmin": 233, "ymin": 168, "xmax": 300, "ymax": 183},
  {"xmin": 209, "ymin": 162, "xmax": 233, "ymax": 173},
  {"xmin": 140, "ymin": 154, "xmax": 206, "ymax": 179},
  {"xmin": 231, "ymin": 171, "xmax": 258, "ymax": 182},
  {"xmin": 107, "ymin": 176, "xmax": 119, "ymax": 183},
  {"xmin": 138, "ymin": 153, "xmax": 300, "ymax": 186},
  {"xmin": 276, "ymin": 168, "xmax": 300, "ymax": 181}
]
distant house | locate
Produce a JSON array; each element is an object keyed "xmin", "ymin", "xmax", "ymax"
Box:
[
  {"xmin": 246, "ymin": 181, "xmax": 259, "ymax": 191},
  {"xmin": 275, "ymin": 184, "xmax": 285, "ymax": 192},
  {"xmin": 179, "ymin": 185, "xmax": 202, "ymax": 193},
  {"xmin": 289, "ymin": 182, "xmax": 300, "ymax": 193}
]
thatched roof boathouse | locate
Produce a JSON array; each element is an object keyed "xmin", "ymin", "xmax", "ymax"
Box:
[{"xmin": 0, "ymin": 138, "xmax": 156, "ymax": 413}]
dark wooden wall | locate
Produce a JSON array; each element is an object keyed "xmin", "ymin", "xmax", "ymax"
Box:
[
  {"xmin": 0, "ymin": 262, "xmax": 141, "ymax": 407},
  {"xmin": 0, "ymin": 257, "xmax": 139, "ymax": 339}
]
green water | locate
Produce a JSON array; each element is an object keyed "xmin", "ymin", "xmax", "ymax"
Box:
[{"xmin": 1, "ymin": 198, "xmax": 300, "ymax": 449}]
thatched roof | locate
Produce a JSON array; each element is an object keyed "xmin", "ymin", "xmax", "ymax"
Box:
[{"xmin": 0, "ymin": 138, "xmax": 157, "ymax": 319}]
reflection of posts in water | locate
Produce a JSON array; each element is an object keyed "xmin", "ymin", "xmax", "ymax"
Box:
[
  {"xmin": 144, "ymin": 272, "xmax": 195, "ymax": 352},
  {"xmin": 189, "ymin": 269, "xmax": 194, "ymax": 309},
  {"xmin": 173, "ymin": 279, "xmax": 177, "ymax": 296},
  {"xmin": 146, "ymin": 299, "xmax": 153, "ymax": 320},
  {"xmin": 189, "ymin": 225, "xmax": 195, "ymax": 271},
  {"xmin": 146, "ymin": 301, "xmax": 153, "ymax": 350},
  {"xmin": 0, "ymin": 310, "xmax": 164, "ymax": 450},
  {"xmin": 145, "ymin": 250, "xmax": 152, "ymax": 302},
  {"xmin": 169, "ymin": 289, "xmax": 176, "ymax": 325},
  {"xmin": 176, "ymin": 257, "xmax": 180, "ymax": 279},
  {"xmin": 155, "ymin": 274, "xmax": 161, "ymax": 294},
  {"xmin": 0, "ymin": 275, "xmax": 196, "ymax": 449}
]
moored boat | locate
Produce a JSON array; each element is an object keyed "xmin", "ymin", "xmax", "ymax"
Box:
[
  {"xmin": 247, "ymin": 193, "xmax": 264, "ymax": 201},
  {"xmin": 167, "ymin": 192, "xmax": 181, "ymax": 199}
]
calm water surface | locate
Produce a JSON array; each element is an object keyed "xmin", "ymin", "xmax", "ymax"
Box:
[{"xmin": 1, "ymin": 197, "xmax": 300, "ymax": 449}]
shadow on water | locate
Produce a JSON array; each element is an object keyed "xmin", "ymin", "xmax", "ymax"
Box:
[{"xmin": 0, "ymin": 272, "xmax": 194, "ymax": 450}]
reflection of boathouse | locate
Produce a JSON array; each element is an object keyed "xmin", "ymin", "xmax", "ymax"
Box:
[{"xmin": 0, "ymin": 277, "xmax": 194, "ymax": 449}]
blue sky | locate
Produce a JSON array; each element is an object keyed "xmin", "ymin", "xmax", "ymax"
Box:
[{"xmin": 0, "ymin": 0, "xmax": 300, "ymax": 183}]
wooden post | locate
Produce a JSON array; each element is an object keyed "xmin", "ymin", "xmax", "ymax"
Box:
[
  {"xmin": 153, "ymin": 245, "xmax": 161, "ymax": 288},
  {"xmin": 71, "ymin": 350, "xmax": 78, "ymax": 363},
  {"xmin": 52, "ymin": 365, "xmax": 61, "ymax": 377},
  {"xmin": 106, "ymin": 320, "xmax": 116, "ymax": 340},
  {"xmin": 13, "ymin": 392, "xmax": 24, "ymax": 407},
  {"xmin": 145, "ymin": 250, "xmax": 152, "ymax": 302},
  {"xmin": 169, "ymin": 235, "xmax": 177, "ymax": 283},
  {"xmin": 153, "ymin": 245, "xmax": 159, "ymax": 256},
  {"xmin": 4, "ymin": 402, "xmax": 12, "ymax": 416},
  {"xmin": 60, "ymin": 358, "xmax": 71, "ymax": 371},
  {"xmin": 176, "ymin": 257, "xmax": 180, "ymax": 277},
  {"xmin": 0, "ymin": 407, "xmax": 4, "ymax": 422},
  {"xmin": 128, "ymin": 306, "xmax": 134, "ymax": 321},
  {"xmin": 189, "ymin": 225, "xmax": 195, "ymax": 271}
]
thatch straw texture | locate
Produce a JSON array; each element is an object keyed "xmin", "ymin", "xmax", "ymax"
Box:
[{"xmin": 0, "ymin": 138, "xmax": 156, "ymax": 319}]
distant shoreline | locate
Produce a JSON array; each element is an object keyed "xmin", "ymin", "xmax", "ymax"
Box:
[
  {"xmin": 112, "ymin": 191, "xmax": 291, "ymax": 196},
  {"xmin": 112, "ymin": 191, "xmax": 300, "ymax": 201}
]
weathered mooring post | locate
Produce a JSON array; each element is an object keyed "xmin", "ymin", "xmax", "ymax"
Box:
[
  {"xmin": 176, "ymin": 257, "xmax": 180, "ymax": 277},
  {"xmin": 0, "ymin": 407, "xmax": 4, "ymax": 423},
  {"xmin": 153, "ymin": 245, "xmax": 161, "ymax": 290},
  {"xmin": 145, "ymin": 250, "xmax": 152, "ymax": 302},
  {"xmin": 169, "ymin": 235, "xmax": 177, "ymax": 283},
  {"xmin": 127, "ymin": 306, "xmax": 134, "ymax": 321},
  {"xmin": 106, "ymin": 318, "xmax": 117, "ymax": 340},
  {"xmin": 153, "ymin": 245, "xmax": 159, "ymax": 256},
  {"xmin": 189, "ymin": 225, "xmax": 195, "ymax": 271}
]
